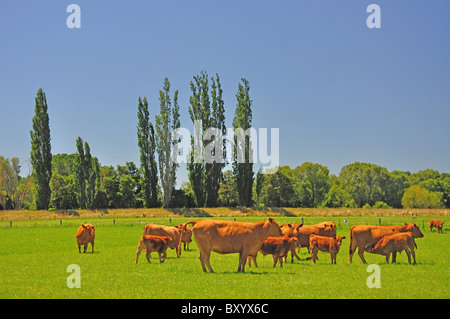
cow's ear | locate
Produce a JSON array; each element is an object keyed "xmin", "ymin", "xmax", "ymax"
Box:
[
  {"xmin": 405, "ymin": 223, "xmax": 408, "ymax": 225},
  {"xmin": 342, "ymin": 236, "xmax": 346, "ymax": 240},
  {"xmin": 81, "ymin": 224, "xmax": 87, "ymax": 229},
  {"xmin": 298, "ymin": 223, "xmax": 304, "ymax": 227},
  {"xmin": 287, "ymin": 224, "xmax": 292, "ymax": 228},
  {"xmin": 268, "ymin": 217, "xmax": 274, "ymax": 223}
]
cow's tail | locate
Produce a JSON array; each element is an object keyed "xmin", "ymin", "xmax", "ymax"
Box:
[
  {"xmin": 178, "ymin": 221, "xmax": 198, "ymax": 255},
  {"xmin": 349, "ymin": 226, "xmax": 356, "ymax": 254}
]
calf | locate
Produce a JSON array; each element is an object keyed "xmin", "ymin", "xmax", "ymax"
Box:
[
  {"xmin": 248, "ymin": 237, "xmax": 300, "ymax": 268},
  {"xmin": 135, "ymin": 235, "xmax": 174, "ymax": 264},
  {"xmin": 143, "ymin": 223, "xmax": 183, "ymax": 257},
  {"xmin": 76, "ymin": 223, "xmax": 95, "ymax": 253},
  {"xmin": 309, "ymin": 234, "xmax": 345, "ymax": 264},
  {"xmin": 365, "ymin": 232, "xmax": 417, "ymax": 264},
  {"xmin": 177, "ymin": 223, "xmax": 193, "ymax": 250},
  {"xmin": 429, "ymin": 219, "xmax": 444, "ymax": 233}
]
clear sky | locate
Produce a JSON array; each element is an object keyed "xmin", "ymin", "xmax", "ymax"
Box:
[{"xmin": 1, "ymin": 0, "xmax": 449, "ymax": 184}]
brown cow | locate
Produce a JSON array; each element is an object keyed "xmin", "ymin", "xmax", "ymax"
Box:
[
  {"xmin": 143, "ymin": 223, "xmax": 183, "ymax": 257},
  {"xmin": 180, "ymin": 218, "xmax": 283, "ymax": 273},
  {"xmin": 177, "ymin": 223, "xmax": 193, "ymax": 250},
  {"xmin": 365, "ymin": 232, "xmax": 417, "ymax": 264},
  {"xmin": 429, "ymin": 219, "xmax": 444, "ymax": 233},
  {"xmin": 292, "ymin": 222, "xmax": 336, "ymax": 259},
  {"xmin": 309, "ymin": 234, "xmax": 345, "ymax": 264},
  {"xmin": 349, "ymin": 223, "xmax": 424, "ymax": 264},
  {"xmin": 76, "ymin": 223, "xmax": 95, "ymax": 253},
  {"xmin": 248, "ymin": 236, "xmax": 300, "ymax": 268},
  {"xmin": 135, "ymin": 235, "xmax": 173, "ymax": 264}
]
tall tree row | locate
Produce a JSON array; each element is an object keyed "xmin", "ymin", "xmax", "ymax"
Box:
[
  {"xmin": 187, "ymin": 71, "xmax": 226, "ymax": 207},
  {"xmin": 30, "ymin": 88, "xmax": 52, "ymax": 210}
]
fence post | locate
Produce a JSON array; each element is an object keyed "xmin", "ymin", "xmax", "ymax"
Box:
[
  {"xmin": 10, "ymin": 221, "xmax": 12, "ymax": 228},
  {"xmin": 113, "ymin": 219, "xmax": 115, "ymax": 225},
  {"xmin": 60, "ymin": 220, "xmax": 62, "ymax": 226},
  {"xmin": 378, "ymin": 218, "xmax": 381, "ymax": 226},
  {"xmin": 301, "ymin": 217, "xmax": 304, "ymax": 224}
]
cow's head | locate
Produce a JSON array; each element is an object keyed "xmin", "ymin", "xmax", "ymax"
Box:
[
  {"xmin": 266, "ymin": 218, "xmax": 283, "ymax": 237},
  {"xmin": 334, "ymin": 236, "xmax": 346, "ymax": 247},
  {"xmin": 82, "ymin": 224, "xmax": 95, "ymax": 236},
  {"xmin": 405, "ymin": 223, "xmax": 424, "ymax": 238},
  {"xmin": 289, "ymin": 237, "xmax": 300, "ymax": 249}
]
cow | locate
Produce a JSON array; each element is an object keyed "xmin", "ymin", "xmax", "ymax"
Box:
[
  {"xmin": 429, "ymin": 219, "xmax": 444, "ymax": 233},
  {"xmin": 143, "ymin": 223, "xmax": 183, "ymax": 257},
  {"xmin": 135, "ymin": 235, "xmax": 173, "ymax": 264},
  {"xmin": 365, "ymin": 232, "xmax": 417, "ymax": 264},
  {"xmin": 247, "ymin": 236, "xmax": 300, "ymax": 268},
  {"xmin": 76, "ymin": 223, "xmax": 95, "ymax": 253},
  {"xmin": 290, "ymin": 222, "xmax": 337, "ymax": 261},
  {"xmin": 179, "ymin": 218, "xmax": 283, "ymax": 273},
  {"xmin": 349, "ymin": 223, "xmax": 424, "ymax": 264},
  {"xmin": 279, "ymin": 222, "xmax": 303, "ymax": 262},
  {"xmin": 177, "ymin": 223, "xmax": 193, "ymax": 250},
  {"xmin": 309, "ymin": 234, "xmax": 345, "ymax": 264}
]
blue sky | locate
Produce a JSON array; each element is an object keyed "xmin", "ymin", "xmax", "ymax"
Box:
[{"xmin": 0, "ymin": 0, "xmax": 449, "ymax": 183}]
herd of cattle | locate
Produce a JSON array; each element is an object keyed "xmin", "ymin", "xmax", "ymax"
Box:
[{"xmin": 75, "ymin": 218, "xmax": 445, "ymax": 272}]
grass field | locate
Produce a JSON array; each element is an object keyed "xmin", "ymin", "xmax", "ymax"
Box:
[{"xmin": 0, "ymin": 209, "xmax": 449, "ymax": 299}]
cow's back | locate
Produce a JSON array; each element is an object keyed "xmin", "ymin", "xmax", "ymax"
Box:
[{"xmin": 143, "ymin": 224, "xmax": 180, "ymax": 248}]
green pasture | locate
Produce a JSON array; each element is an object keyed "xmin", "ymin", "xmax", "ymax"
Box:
[{"xmin": 0, "ymin": 215, "xmax": 448, "ymax": 299}]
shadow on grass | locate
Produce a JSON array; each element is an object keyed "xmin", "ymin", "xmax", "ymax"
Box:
[{"xmin": 167, "ymin": 208, "xmax": 212, "ymax": 217}]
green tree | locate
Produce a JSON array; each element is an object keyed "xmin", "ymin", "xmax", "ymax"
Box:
[
  {"xmin": 293, "ymin": 162, "xmax": 330, "ymax": 207},
  {"xmin": 155, "ymin": 78, "xmax": 180, "ymax": 208},
  {"xmin": 401, "ymin": 185, "xmax": 443, "ymax": 208},
  {"xmin": 75, "ymin": 137, "xmax": 87, "ymax": 209},
  {"xmin": 232, "ymin": 78, "xmax": 254, "ymax": 207},
  {"xmin": 137, "ymin": 96, "xmax": 159, "ymax": 208},
  {"xmin": 50, "ymin": 173, "xmax": 78, "ymax": 209},
  {"xmin": 259, "ymin": 169, "xmax": 296, "ymax": 207},
  {"xmin": 30, "ymin": 88, "xmax": 52, "ymax": 210},
  {"xmin": 218, "ymin": 170, "xmax": 239, "ymax": 207}
]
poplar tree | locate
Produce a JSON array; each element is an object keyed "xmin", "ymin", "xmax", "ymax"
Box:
[
  {"xmin": 30, "ymin": 88, "xmax": 52, "ymax": 210},
  {"xmin": 232, "ymin": 78, "xmax": 254, "ymax": 207},
  {"xmin": 155, "ymin": 78, "xmax": 180, "ymax": 208},
  {"xmin": 137, "ymin": 97, "xmax": 158, "ymax": 207}
]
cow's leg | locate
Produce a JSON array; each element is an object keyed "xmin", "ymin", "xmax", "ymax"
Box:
[
  {"xmin": 405, "ymin": 248, "xmax": 411, "ymax": 264},
  {"xmin": 392, "ymin": 252, "xmax": 397, "ymax": 263},
  {"xmin": 279, "ymin": 256, "xmax": 283, "ymax": 268},
  {"xmin": 135, "ymin": 247, "xmax": 142, "ymax": 264},
  {"xmin": 78, "ymin": 243, "xmax": 81, "ymax": 253},
  {"xmin": 83, "ymin": 244, "xmax": 87, "ymax": 253},
  {"xmin": 290, "ymin": 249, "xmax": 301, "ymax": 263},
  {"xmin": 91, "ymin": 241, "xmax": 94, "ymax": 253},
  {"xmin": 272, "ymin": 255, "xmax": 277, "ymax": 268},
  {"xmin": 357, "ymin": 245, "xmax": 367, "ymax": 264},
  {"xmin": 410, "ymin": 246, "xmax": 416, "ymax": 264},
  {"xmin": 145, "ymin": 251, "xmax": 151, "ymax": 263},
  {"xmin": 311, "ymin": 247, "xmax": 318, "ymax": 264},
  {"xmin": 385, "ymin": 253, "xmax": 390, "ymax": 264},
  {"xmin": 199, "ymin": 247, "xmax": 214, "ymax": 273},
  {"xmin": 238, "ymin": 248, "xmax": 250, "ymax": 272}
]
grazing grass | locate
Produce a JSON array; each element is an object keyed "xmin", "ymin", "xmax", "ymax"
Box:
[{"xmin": 0, "ymin": 211, "xmax": 449, "ymax": 299}]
